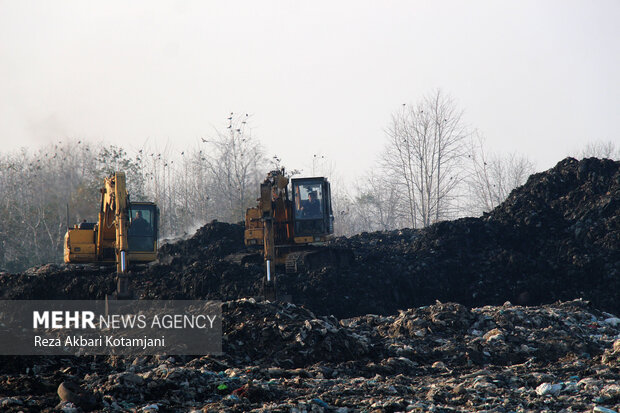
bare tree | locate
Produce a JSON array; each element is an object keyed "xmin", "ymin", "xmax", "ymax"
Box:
[
  {"xmin": 382, "ymin": 90, "xmax": 468, "ymax": 228},
  {"xmin": 202, "ymin": 113, "xmax": 266, "ymax": 223},
  {"xmin": 0, "ymin": 140, "xmax": 110, "ymax": 271},
  {"xmin": 347, "ymin": 171, "xmax": 403, "ymax": 233},
  {"xmin": 467, "ymin": 134, "xmax": 536, "ymax": 214},
  {"xmin": 96, "ymin": 145, "xmax": 146, "ymax": 200},
  {"xmin": 577, "ymin": 140, "xmax": 619, "ymax": 160}
]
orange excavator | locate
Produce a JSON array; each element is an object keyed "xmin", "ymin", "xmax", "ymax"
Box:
[
  {"xmin": 64, "ymin": 172, "xmax": 159, "ymax": 298},
  {"xmin": 241, "ymin": 169, "xmax": 351, "ymax": 300}
]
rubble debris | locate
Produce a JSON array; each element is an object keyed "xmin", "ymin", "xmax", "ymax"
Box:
[
  {"xmin": 0, "ymin": 157, "xmax": 619, "ymax": 411},
  {"xmin": 0, "ymin": 299, "xmax": 618, "ymax": 411},
  {"xmin": 56, "ymin": 381, "xmax": 97, "ymax": 411}
]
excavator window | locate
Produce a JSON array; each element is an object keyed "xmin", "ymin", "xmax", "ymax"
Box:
[
  {"xmin": 295, "ymin": 183, "xmax": 323, "ymax": 220},
  {"xmin": 128, "ymin": 206, "xmax": 156, "ymax": 252},
  {"xmin": 293, "ymin": 180, "xmax": 329, "ymax": 236}
]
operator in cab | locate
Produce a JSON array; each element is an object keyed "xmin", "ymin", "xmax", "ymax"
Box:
[
  {"xmin": 129, "ymin": 210, "xmax": 151, "ymax": 235},
  {"xmin": 302, "ymin": 191, "xmax": 321, "ymax": 218}
]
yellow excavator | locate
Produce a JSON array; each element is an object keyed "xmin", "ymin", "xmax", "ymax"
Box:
[
  {"xmin": 241, "ymin": 169, "xmax": 351, "ymax": 300},
  {"xmin": 64, "ymin": 171, "xmax": 158, "ymax": 298}
]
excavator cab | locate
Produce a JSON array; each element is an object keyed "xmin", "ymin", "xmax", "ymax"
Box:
[
  {"xmin": 128, "ymin": 202, "xmax": 159, "ymax": 253},
  {"xmin": 292, "ymin": 178, "xmax": 334, "ymax": 240}
]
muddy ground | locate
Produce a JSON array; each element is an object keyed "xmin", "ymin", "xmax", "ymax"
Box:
[{"xmin": 0, "ymin": 157, "xmax": 619, "ymax": 412}]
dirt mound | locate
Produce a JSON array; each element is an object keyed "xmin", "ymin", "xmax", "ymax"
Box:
[
  {"xmin": 222, "ymin": 298, "xmax": 371, "ymax": 368},
  {"xmin": 1, "ymin": 157, "xmax": 618, "ymax": 319},
  {"xmin": 158, "ymin": 220, "xmax": 245, "ymax": 266},
  {"xmin": 273, "ymin": 157, "xmax": 620, "ymax": 317}
]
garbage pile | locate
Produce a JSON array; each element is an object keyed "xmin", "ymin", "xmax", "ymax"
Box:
[
  {"xmin": 281, "ymin": 157, "xmax": 620, "ymax": 317},
  {"xmin": 2, "ymin": 157, "xmax": 617, "ymax": 320},
  {"xmin": 0, "ymin": 157, "xmax": 619, "ymax": 411},
  {"xmin": 1, "ymin": 299, "xmax": 618, "ymax": 411}
]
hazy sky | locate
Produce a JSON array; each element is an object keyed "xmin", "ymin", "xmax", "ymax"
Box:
[{"xmin": 1, "ymin": 1, "xmax": 618, "ymax": 180}]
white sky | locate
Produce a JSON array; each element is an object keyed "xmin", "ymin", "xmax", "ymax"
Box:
[{"xmin": 1, "ymin": 0, "xmax": 619, "ymax": 181}]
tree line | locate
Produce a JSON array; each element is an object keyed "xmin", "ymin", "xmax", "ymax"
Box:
[{"xmin": 1, "ymin": 91, "xmax": 616, "ymax": 272}]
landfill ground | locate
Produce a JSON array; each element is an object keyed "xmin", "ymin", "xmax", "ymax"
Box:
[{"xmin": 0, "ymin": 157, "xmax": 619, "ymax": 412}]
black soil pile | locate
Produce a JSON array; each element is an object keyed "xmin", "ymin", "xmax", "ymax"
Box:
[
  {"xmin": 278, "ymin": 157, "xmax": 620, "ymax": 317},
  {"xmin": 0, "ymin": 157, "xmax": 618, "ymax": 319},
  {"xmin": 1, "ymin": 157, "xmax": 620, "ymax": 412}
]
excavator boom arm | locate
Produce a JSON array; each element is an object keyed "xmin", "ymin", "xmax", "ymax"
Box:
[{"xmin": 113, "ymin": 172, "xmax": 129, "ymax": 274}]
